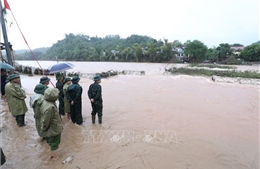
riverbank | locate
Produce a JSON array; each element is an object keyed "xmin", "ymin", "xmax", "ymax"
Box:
[{"xmin": 13, "ymin": 61, "xmax": 260, "ymax": 86}]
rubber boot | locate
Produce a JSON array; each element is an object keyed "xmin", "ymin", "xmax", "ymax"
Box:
[
  {"xmin": 15, "ymin": 116, "xmax": 19, "ymax": 125},
  {"xmin": 98, "ymin": 117, "xmax": 102, "ymax": 124},
  {"xmin": 18, "ymin": 115, "xmax": 26, "ymax": 127},
  {"xmin": 92, "ymin": 115, "xmax": 96, "ymax": 124}
]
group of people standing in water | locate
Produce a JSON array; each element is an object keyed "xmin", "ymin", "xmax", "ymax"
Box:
[{"xmin": 0, "ymin": 70, "xmax": 103, "ymax": 161}]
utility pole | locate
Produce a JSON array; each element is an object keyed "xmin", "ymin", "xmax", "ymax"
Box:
[{"xmin": 0, "ymin": 0, "xmax": 14, "ymax": 73}]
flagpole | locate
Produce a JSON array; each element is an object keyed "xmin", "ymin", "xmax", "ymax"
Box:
[{"xmin": 0, "ymin": 0, "xmax": 13, "ymax": 73}]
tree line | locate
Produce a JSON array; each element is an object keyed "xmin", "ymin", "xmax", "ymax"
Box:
[{"xmin": 12, "ymin": 33, "xmax": 260, "ymax": 64}]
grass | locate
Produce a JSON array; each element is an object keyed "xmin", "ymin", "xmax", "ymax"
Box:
[{"xmin": 168, "ymin": 67, "xmax": 260, "ymax": 79}]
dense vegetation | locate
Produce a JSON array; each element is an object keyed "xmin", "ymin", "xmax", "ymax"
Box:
[
  {"xmin": 10, "ymin": 34, "xmax": 260, "ymax": 64},
  {"xmin": 168, "ymin": 67, "xmax": 260, "ymax": 79}
]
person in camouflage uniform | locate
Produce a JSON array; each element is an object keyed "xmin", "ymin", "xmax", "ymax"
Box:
[
  {"xmin": 66, "ymin": 76, "xmax": 83, "ymax": 125},
  {"xmin": 56, "ymin": 73, "xmax": 65, "ymax": 116},
  {"xmin": 88, "ymin": 75, "xmax": 103, "ymax": 124}
]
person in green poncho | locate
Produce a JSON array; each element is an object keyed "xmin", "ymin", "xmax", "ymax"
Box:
[
  {"xmin": 5, "ymin": 74, "xmax": 28, "ymax": 127},
  {"xmin": 30, "ymin": 84, "xmax": 47, "ymax": 139},
  {"xmin": 63, "ymin": 77, "xmax": 72, "ymax": 120},
  {"xmin": 40, "ymin": 88, "xmax": 63, "ymax": 160}
]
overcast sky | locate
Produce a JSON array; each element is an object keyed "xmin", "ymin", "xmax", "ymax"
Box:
[{"xmin": 2, "ymin": 0, "xmax": 259, "ymax": 50}]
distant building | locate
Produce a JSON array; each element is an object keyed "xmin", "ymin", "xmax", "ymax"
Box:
[
  {"xmin": 173, "ymin": 47, "xmax": 186, "ymax": 62},
  {"xmin": 230, "ymin": 46, "xmax": 244, "ymax": 51},
  {"xmin": 230, "ymin": 46, "xmax": 244, "ymax": 56}
]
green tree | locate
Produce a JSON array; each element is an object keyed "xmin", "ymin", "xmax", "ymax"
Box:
[
  {"xmin": 206, "ymin": 47, "xmax": 218, "ymax": 62},
  {"xmin": 216, "ymin": 43, "xmax": 232, "ymax": 61},
  {"xmin": 133, "ymin": 43, "xmax": 142, "ymax": 62},
  {"xmin": 184, "ymin": 40, "xmax": 208, "ymax": 62},
  {"xmin": 147, "ymin": 42, "xmax": 158, "ymax": 62},
  {"xmin": 240, "ymin": 43, "xmax": 260, "ymax": 62}
]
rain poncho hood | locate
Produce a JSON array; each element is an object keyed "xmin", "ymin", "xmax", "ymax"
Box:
[{"xmin": 44, "ymin": 88, "xmax": 59, "ymax": 102}]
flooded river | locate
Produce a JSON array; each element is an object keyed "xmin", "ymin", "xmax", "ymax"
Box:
[{"xmin": 0, "ymin": 62, "xmax": 259, "ymax": 169}]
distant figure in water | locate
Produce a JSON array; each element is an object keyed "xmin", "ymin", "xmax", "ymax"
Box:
[
  {"xmin": 63, "ymin": 77, "xmax": 72, "ymax": 120},
  {"xmin": 30, "ymin": 84, "xmax": 47, "ymax": 140},
  {"xmin": 40, "ymin": 88, "xmax": 63, "ymax": 160},
  {"xmin": 5, "ymin": 74, "xmax": 28, "ymax": 127},
  {"xmin": 66, "ymin": 76, "xmax": 83, "ymax": 125},
  {"xmin": 88, "ymin": 74, "xmax": 103, "ymax": 124}
]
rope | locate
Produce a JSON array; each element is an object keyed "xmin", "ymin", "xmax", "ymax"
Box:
[
  {"xmin": 8, "ymin": 10, "xmax": 44, "ymax": 71},
  {"xmin": 4, "ymin": 2, "xmax": 56, "ymax": 87}
]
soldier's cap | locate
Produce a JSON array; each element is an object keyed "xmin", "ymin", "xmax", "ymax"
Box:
[
  {"xmin": 64, "ymin": 77, "xmax": 71, "ymax": 83},
  {"xmin": 8, "ymin": 74, "xmax": 20, "ymax": 81},
  {"xmin": 56, "ymin": 73, "xmax": 64, "ymax": 80},
  {"xmin": 93, "ymin": 75, "xmax": 101, "ymax": 81},
  {"xmin": 72, "ymin": 76, "xmax": 80, "ymax": 83},
  {"xmin": 39, "ymin": 76, "xmax": 50, "ymax": 84},
  {"xmin": 34, "ymin": 84, "xmax": 46, "ymax": 95}
]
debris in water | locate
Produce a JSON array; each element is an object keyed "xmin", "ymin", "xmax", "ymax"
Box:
[{"xmin": 62, "ymin": 156, "xmax": 73, "ymax": 164}]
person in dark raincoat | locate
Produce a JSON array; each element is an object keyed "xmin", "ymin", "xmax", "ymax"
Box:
[
  {"xmin": 29, "ymin": 84, "xmax": 47, "ymax": 139},
  {"xmin": 40, "ymin": 88, "xmax": 63, "ymax": 160},
  {"xmin": 1, "ymin": 69, "xmax": 7, "ymax": 98},
  {"xmin": 88, "ymin": 75, "xmax": 103, "ymax": 124},
  {"xmin": 66, "ymin": 76, "xmax": 83, "ymax": 125},
  {"xmin": 5, "ymin": 74, "xmax": 28, "ymax": 127},
  {"xmin": 56, "ymin": 73, "xmax": 65, "ymax": 116}
]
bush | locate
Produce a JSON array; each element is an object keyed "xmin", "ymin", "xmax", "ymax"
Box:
[
  {"xmin": 168, "ymin": 67, "xmax": 260, "ymax": 79},
  {"xmin": 220, "ymin": 56, "xmax": 242, "ymax": 65}
]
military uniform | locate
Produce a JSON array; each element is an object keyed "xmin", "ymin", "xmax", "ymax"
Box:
[
  {"xmin": 66, "ymin": 76, "xmax": 83, "ymax": 125},
  {"xmin": 88, "ymin": 75, "xmax": 103, "ymax": 124}
]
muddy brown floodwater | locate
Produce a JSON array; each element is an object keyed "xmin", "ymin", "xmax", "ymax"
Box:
[{"xmin": 0, "ymin": 66, "xmax": 259, "ymax": 169}]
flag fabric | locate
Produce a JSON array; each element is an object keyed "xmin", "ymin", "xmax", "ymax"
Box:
[{"xmin": 4, "ymin": 0, "xmax": 11, "ymax": 10}]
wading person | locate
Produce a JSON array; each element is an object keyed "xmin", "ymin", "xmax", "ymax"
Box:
[
  {"xmin": 29, "ymin": 84, "xmax": 47, "ymax": 139},
  {"xmin": 5, "ymin": 74, "xmax": 28, "ymax": 127},
  {"xmin": 40, "ymin": 88, "xmax": 63, "ymax": 160},
  {"xmin": 56, "ymin": 73, "xmax": 65, "ymax": 116},
  {"xmin": 63, "ymin": 77, "xmax": 72, "ymax": 120},
  {"xmin": 67, "ymin": 76, "xmax": 83, "ymax": 125},
  {"xmin": 88, "ymin": 75, "xmax": 103, "ymax": 124},
  {"xmin": 39, "ymin": 76, "xmax": 51, "ymax": 88}
]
